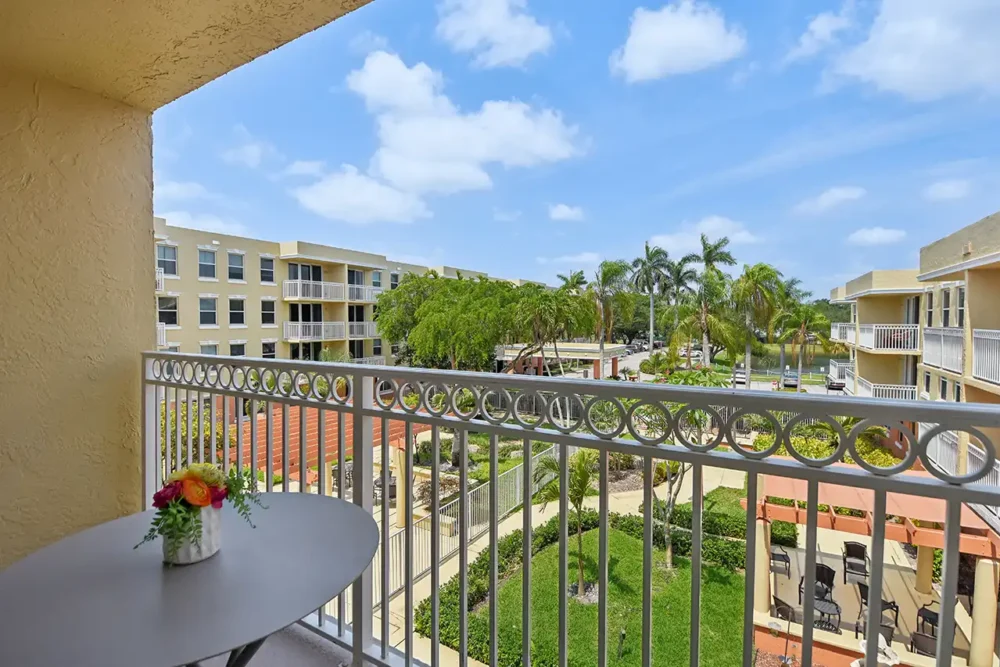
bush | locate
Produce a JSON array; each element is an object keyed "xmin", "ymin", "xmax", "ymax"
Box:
[
  {"xmin": 643, "ymin": 460, "xmax": 680, "ymax": 485},
  {"xmin": 609, "ymin": 451, "xmax": 637, "ymax": 471},
  {"xmin": 752, "ymin": 433, "xmax": 898, "ymax": 468}
]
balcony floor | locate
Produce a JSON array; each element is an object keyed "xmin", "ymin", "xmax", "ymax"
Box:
[{"xmin": 202, "ymin": 624, "xmax": 352, "ymax": 667}]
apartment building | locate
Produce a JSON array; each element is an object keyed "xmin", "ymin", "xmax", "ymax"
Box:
[
  {"xmin": 153, "ymin": 217, "xmax": 518, "ymax": 364},
  {"xmin": 827, "ymin": 270, "xmax": 924, "ymax": 400}
]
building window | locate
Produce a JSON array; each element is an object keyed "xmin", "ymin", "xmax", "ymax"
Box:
[
  {"xmin": 391, "ymin": 343, "xmax": 400, "ymax": 356},
  {"xmin": 157, "ymin": 296, "xmax": 178, "ymax": 326},
  {"xmin": 230, "ymin": 343, "xmax": 246, "ymax": 357},
  {"xmin": 373, "ymin": 338, "xmax": 382, "ymax": 355},
  {"xmin": 955, "ymin": 382, "xmax": 962, "ymax": 402},
  {"xmin": 198, "ymin": 250, "xmax": 217, "ymax": 279},
  {"xmin": 261, "ymin": 300, "xmax": 276, "ymax": 325},
  {"xmin": 925, "ymin": 292, "xmax": 934, "ymax": 327},
  {"xmin": 229, "ymin": 298, "xmax": 245, "ymax": 325},
  {"xmin": 942, "ymin": 289, "xmax": 951, "ymax": 328},
  {"xmin": 260, "ymin": 257, "xmax": 275, "ymax": 283},
  {"xmin": 940, "ymin": 377, "xmax": 948, "ymax": 400},
  {"xmin": 958, "ymin": 287, "xmax": 966, "ymax": 328},
  {"xmin": 165, "ymin": 346, "xmax": 180, "ymax": 352},
  {"xmin": 372, "ymin": 271, "xmax": 382, "ymax": 288},
  {"xmin": 390, "ymin": 272, "xmax": 400, "ymax": 290},
  {"xmin": 228, "ymin": 253, "xmax": 244, "ymax": 281},
  {"xmin": 924, "ymin": 372, "xmax": 931, "ymax": 394},
  {"xmin": 349, "ymin": 340, "xmax": 365, "ymax": 359},
  {"xmin": 290, "ymin": 343, "xmax": 300, "ymax": 360},
  {"xmin": 199, "ymin": 298, "xmax": 217, "ymax": 326},
  {"xmin": 348, "ymin": 269, "xmax": 364, "ymax": 285},
  {"xmin": 157, "ymin": 245, "xmax": 178, "ymax": 276},
  {"xmin": 200, "ymin": 344, "xmax": 218, "ymax": 355},
  {"xmin": 262, "ymin": 342, "xmax": 276, "ymax": 359}
]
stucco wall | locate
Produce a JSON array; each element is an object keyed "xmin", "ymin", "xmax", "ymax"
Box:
[
  {"xmin": 856, "ymin": 350, "xmax": 904, "ymax": 385},
  {"xmin": 0, "ymin": 69, "xmax": 152, "ymax": 566},
  {"xmin": 967, "ymin": 269, "xmax": 1000, "ymax": 330},
  {"xmin": 920, "ymin": 212, "xmax": 1000, "ymax": 275},
  {"xmin": 856, "ymin": 294, "xmax": 906, "ymax": 324}
]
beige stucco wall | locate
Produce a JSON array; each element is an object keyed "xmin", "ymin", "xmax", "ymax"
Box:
[
  {"xmin": 0, "ymin": 69, "xmax": 152, "ymax": 566},
  {"xmin": 967, "ymin": 270, "xmax": 1000, "ymax": 330},
  {"xmin": 856, "ymin": 294, "xmax": 907, "ymax": 324},
  {"xmin": 856, "ymin": 350, "xmax": 905, "ymax": 385},
  {"xmin": 845, "ymin": 270, "xmax": 921, "ymax": 297},
  {"xmin": 920, "ymin": 212, "xmax": 1000, "ymax": 277},
  {"xmin": 830, "ymin": 286, "xmax": 847, "ymax": 301}
]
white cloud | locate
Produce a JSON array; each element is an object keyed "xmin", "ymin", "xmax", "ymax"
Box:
[
  {"xmin": 730, "ymin": 61, "xmax": 759, "ymax": 87},
  {"xmin": 650, "ymin": 215, "xmax": 759, "ymax": 255},
  {"xmin": 282, "ymin": 161, "xmax": 327, "ymax": 177},
  {"xmin": 290, "ymin": 165, "xmax": 431, "ymax": 225},
  {"xmin": 832, "ymin": 0, "xmax": 1000, "ymax": 101},
  {"xmin": 437, "ymin": 0, "xmax": 553, "ymax": 68},
  {"xmin": 221, "ymin": 125, "xmax": 279, "ymax": 168},
  {"xmin": 610, "ymin": 0, "xmax": 746, "ymax": 83},
  {"xmin": 493, "ymin": 208, "xmax": 522, "ymax": 222},
  {"xmin": 349, "ymin": 30, "xmax": 389, "ymax": 54},
  {"xmin": 159, "ymin": 211, "xmax": 250, "ymax": 237},
  {"xmin": 786, "ymin": 2, "xmax": 853, "ymax": 62},
  {"xmin": 548, "ymin": 203, "xmax": 584, "ymax": 221},
  {"xmin": 793, "ymin": 186, "xmax": 866, "ymax": 215},
  {"xmin": 924, "ymin": 179, "xmax": 971, "ymax": 201},
  {"xmin": 537, "ymin": 251, "xmax": 600, "ymax": 265},
  {"xmin": 846, "ymin": 226, "xmax": 906, "ymax": 246}
]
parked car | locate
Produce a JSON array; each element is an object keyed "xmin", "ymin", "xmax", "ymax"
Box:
[
  {"xmin": 825, "ymin": 374, "xmax": 845, "ymax": 391},
  {"xmin": 732, "ymin": 368, "xmax": 747, "ymax": 385},
  {"xmin": 782, "ymin": 370, "xmax": 800, "ymax": 388}
]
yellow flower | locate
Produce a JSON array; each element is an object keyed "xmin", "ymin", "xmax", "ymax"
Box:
[{"xmin": 168, "ymin": 463, "xmax": 226, "ymax": 488}]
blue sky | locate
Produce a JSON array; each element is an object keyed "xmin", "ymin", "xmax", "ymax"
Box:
[{"xmin": 153, "ymin": 0, "xmax": 1000, "ymax": 295}]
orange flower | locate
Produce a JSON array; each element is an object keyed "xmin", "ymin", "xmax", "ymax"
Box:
[{"xmin": 181, "ymin": 475, "xmax": 211, "ymax": 507}]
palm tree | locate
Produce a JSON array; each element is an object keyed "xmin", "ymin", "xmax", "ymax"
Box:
[
  {"xmin": 557, "ymin": 270, "xmax": 587, "ymax": 294},
  {"xmin": 660, "ymin": 255, "xmax": 699, "ymax": 333},
  {"xmin": 782, "ymin": 277, "xmax": 812, "ymax": 303},
  {"xmin": 731, "ymin": 263, "xmax": 783, "ymax": 389},
  {"xmin": 771, "ymin": 277, "xmax": 812, "ymax": 371},
  {"xmin": 588, "ymin": 260, "xmax": 631, "ymax": 378},
  {"xmin": 535, "ymin": 449, "xmax": 598, "ymax": 594},
  {"xmin": 695, "ymin": 234, "xmax": 736, "ymax": 361},
  {"xmin": 631, "ymin": 242, "xmax": 671, "ymax": 350},
  {"xmin": 776, "ymin": 304, "xmax": 831, "ymax": 385}
]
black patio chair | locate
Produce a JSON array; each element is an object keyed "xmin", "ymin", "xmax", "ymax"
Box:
[
  {"xmin": 910, "ymin": 631, "xmax": 936, "ymax": 656},
  {"xmin": 773, "ymin": 596, "xmax": 795, "ymax": 623},
  {"xmin": 798, "ymin": 563, "xmax": 837, "ymax": 604},
  {"xmin": 770, "ymin": 545, "xmax": 791, "ymax": 579},
  {"xmin": 854, "ymin": 620, "xmax": 894, "ymax": 644},
  {"xmin": 843, "ymin": 541, "xmax": 871, "ymax": 584},
  {"xmin": 917, "ymin": 602, "xmax": 939, "ymax": 637},
  {"xmin": 857, "ymin": 582, "xmax": 900, "ymax": 627}
]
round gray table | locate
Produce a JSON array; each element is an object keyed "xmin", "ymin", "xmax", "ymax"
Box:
[{"xmin": 0, "ymin": 493, "xmax": 378, "ymax": 667}]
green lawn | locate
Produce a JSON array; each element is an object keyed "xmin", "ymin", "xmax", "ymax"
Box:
[{"xmin": 482, "ymin": 528, "xmax": 746, "ymax": 666}]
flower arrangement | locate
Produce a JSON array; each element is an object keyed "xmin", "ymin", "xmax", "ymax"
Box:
[{"xmin": 136, "ymin": 463, "xmax": 263, "ymax": 563}]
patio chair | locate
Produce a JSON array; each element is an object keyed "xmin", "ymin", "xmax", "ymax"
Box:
[
  {"xmin": 857, "ymin": 582, "xmax": 899, "ymax": 627},
  {"xmin": 910, "ymin": 632, "xmax": 936, "ymax": 656},
  {"xmin": 843, "ymin": 541, "xmax": 871, "ymax": 584},
  {"xmin": 773, "ymin": 596, "xmax": 795, "ymax": 623},
  {"xmin": 798, "ymin": 563, "xmax": 836, "ymax": 604},
  {"xmin": 770, "ymin": 545, "xmax": 791, "ymax": 579},
  {"xmin": 854, "ymin": 620, "xmax": 894, "ymax": 644},
  {"xmin": 916, "ymin": 602, "xmax": 939, "ymax": 637}
]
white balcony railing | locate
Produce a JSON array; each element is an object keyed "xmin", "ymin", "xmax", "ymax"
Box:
[
  {"xmin": 923, "ymin": 327, "xmax": 964, "ymax": 374},
  {"xmin": 830, "ymin": 322, "xmax": 855, "ymax": 344},
  {"xmin": 848, "ymin": 370, "xmax": 917, "ymax": 400},
  {"xmin": 857, "ymin": 323, "xmax": 920, "ymax": 352},
  {"xmin": 351, "ymin": 355, "xmax": 386, "ymax": 366},
  {"xmin": 348, "ymin": 321, "xmax": 378, "ymax": 338},
  {"xmin": 155, "ymin": 267, "xmax": 165, "ymax": 293},
  {"xmin": 156, "ymin": 322, "xmax": 167, "ymax": 347},
  {"xmin": 348, "ymin": 284, "xmax": 384, "ymax": 302},
  {"xmin": 283, "ymin": 321, "xmax": 346, "ymax": 342},
  {"xmin": 141, "ymin": 353, "xmax": 1000, "ymax": 667},
  {"xmin": 973, "ymin": 329, "xmax": 1000, "ymax": 386},
  {"xmin": 283, "ymin": 280, "xmax": 345, "ymax": 301},
  {"xmin": 827, "ymin": 359, "xmax": 853, "ymax": 384}
]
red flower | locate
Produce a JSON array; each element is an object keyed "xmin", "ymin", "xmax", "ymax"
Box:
[
  {"xmin": 209, "ymin": 485, "xmax": 228, "ymax": 509},
  {"xmin": 153, "ymin": 481, "xmax": 182, "ymax": 509}
]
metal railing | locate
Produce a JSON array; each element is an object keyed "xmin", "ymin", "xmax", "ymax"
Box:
[
  {"xmin": 858, "ymin": 324, "xmax": 920, "ymax": 352},
  {"xmin": 155, "ymin": 267, "xmax": 165, "ymax": 293},
  {"xmin": 156, "ymin": 322, "xmax": 167, "ymax": 347},
  {"xmin": 853, "ymin": 374, "xmax": 917, "ymax": 401},
  {"xmin": 827, "ymin": 360, "xmax": 853, "ymax": 384},
  {"xmin": 830, "ymin": 322, "xmax": 855, "ymax": 344},
  {"xmin": 348, "ymin": 284, "xmax": 384, "ymax": 302},
  {"xmin": 923, "ymin": 327, "xmax": 964, "ymax": 374},
  {"xmin": 141, "ymin": 352, "xmax": 1000, "ymax": 667},
  {"xmin": 283, "ymin": 321, "xmax": 346, "ymax": 342},
  {"xmin": 283, "ymin": 280, "xmax": 346, "ymax": 301},
  {"xmin": 348, "ymin": 321, "xmax": 378, "ymax": 339},
  {"xmin": 923, "ymin": 423, "xmax": 1000, "ymax": 533},
  {"xmin": 352, "ymin": 356, "xmax": 387, "ymax": 366},
  {"xmin": 973, "ymin": 329, "xmax": 1000, "ymax": 386}
]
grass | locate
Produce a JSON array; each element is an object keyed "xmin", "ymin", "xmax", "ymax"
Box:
[
  {"xmin": 697, "ymin": 486, "xmax": 746, "ymax": 517},
  {"xmin": 483, "ymin": 528, "xmax": 746, "ymax": 666}
]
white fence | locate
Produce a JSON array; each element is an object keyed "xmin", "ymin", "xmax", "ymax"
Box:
[
  {"xmin": 858, "ymin": 324, "xmax": 920, "ymax": 352},
  {"xmin": 348, "ymin": 285, "xmax": 384, "ymax": 302},
  {"xmin": 283, "ymin": 280, "xmax": 346, "ymax": 301},
  {"xmin": 827, "ymin": 360, "xmax": 853, "ymax": 385},
  {"xmin": 923, "ymin": 423, "xmax": 1000, "ymax": 531},
  {"xmin": 353, "ymin": 356, "xmax": 387, "ymax": 366},
  {"xmin": 283, "ymin": 321, "xmax": 346, "ymax": 341},
  {"xmin": 141, "ymin": 353, "xmax": 1000, "ymax": 667},
  {"xmin": 923, "ymin": 327, "xmax": 964, "ymax": 374},
  {"xmin": 973, "ymin": 329, "xmax": 1000, "ymax": 386},
  {"xmin": 348, "ymin": 321, "xmax": 379, "ymax": 339},
  {"xmin": 831, "ymin": 322, "xmax": 855, "ymax": 344},
  {"xmin": 156, "ymin": 322, "xmax": 167, "ymax": 347},
  {"xmin": 155, "ymin": 267, "xmax": 165, "ymax": 292},
  {"xmin": 853, "ymin": 374, "xmax": 917, "ymax": 401}
]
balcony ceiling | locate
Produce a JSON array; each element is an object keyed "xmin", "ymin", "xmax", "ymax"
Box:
[{"xmin": 1, "ymin": 0, "xmax": 372, "ymax": 110}]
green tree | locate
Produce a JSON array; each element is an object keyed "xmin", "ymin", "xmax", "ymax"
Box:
[
  {"xmin": 556, "ymin": 269, "xmax": 588, "ymax": 294},
  {"xmin": 769, "ymin": 278, "xmax": 812, "ymax": 372},
  {"xmin": 731, "ymin": 263, "xmax": 783, "ymax": 388},
  {"xmin": 588, "ymin": 260, "xmax": 632, "ymax": 377},
  {"xmin": 694, "ymin": 234, "xmax": 737, "ymax": 361},
  {"xmin": 660, "ymin": 255, "xmax": 699, "ymax": 336},
  {"xmin": 534, "ymin": 449, "xmax": 599, "ymax": 594},
  {"xmin": 631, "ymin": 241, "xmax": 670, "ymax": 347},
  {"xmin": 776, "ymin": 304, "xmax": 831, "ymax": 383}
]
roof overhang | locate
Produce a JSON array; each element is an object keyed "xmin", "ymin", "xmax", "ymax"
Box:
[
  {"xmin": 279, "ymin": 253, "xmax": 387, "ymax": 271},
  {"xmin": 918, "ymin": 250, "xmax": 1000, "ymax": 282},
  {"xmin": 844, "ymin": 287, "xmax": 924, "ymax": 299}
]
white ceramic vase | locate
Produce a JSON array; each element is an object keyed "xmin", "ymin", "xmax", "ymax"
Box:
[{"xmin": 162, "ymin": 506, "xmax": 222, "ymax": 565}]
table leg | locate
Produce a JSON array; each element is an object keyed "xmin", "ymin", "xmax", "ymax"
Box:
[{"xmin": 226, "ymin": 638, "xmax": 267, "ymax": 667}]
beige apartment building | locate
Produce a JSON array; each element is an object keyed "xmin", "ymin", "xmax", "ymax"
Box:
[{"xmin": 153, "ymin": 217, "xmax": 519, "ymax": 364}]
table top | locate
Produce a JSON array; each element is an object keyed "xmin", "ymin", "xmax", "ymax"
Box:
[
  {"xmin": 814, "ymin": 597, "xmax": 841, "ymax": 615},
  {"xmin": 0, "ymin": 493, "xmax": 378, "ymax": 667}
]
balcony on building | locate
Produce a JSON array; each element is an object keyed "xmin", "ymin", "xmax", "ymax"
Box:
[
  {"xmin": 283, "ymin": 321, "xmax": 346, "ymax": 342},
  {"xmin": 283, "ymin": 279, "xmax": 345, "ymax": 302},
  {"xmin": 156, "ymin": 321, "xmax": 167, "ymax": 347},
  {"xmin": 155, "ymin": 267, "xmax": 165, "ymax": 293},
  {"xmin": 347, "ymin": 284, "xmax": 383, "ymax": 303},
  {"xmin": 347, "ymin": 321, "xmax": 378, "ymax": 339},
  {"xmin": 925, "ymin": 326, "xmax": 965, "ymax": 375}
]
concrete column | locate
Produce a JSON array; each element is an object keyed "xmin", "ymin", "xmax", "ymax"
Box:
[
  {"xmin": 394, "ymin": 446, "xmax": 408, "ymax": 528},
  {"xmin": 754, "ymin": 518, "xmax": 771, "ymax": 614},
  {"xmin": 593, "ymin": 359, "xmax": 601, "ymax": 379},
  {"xmin": 611, "ymin": 356, "xmax": 619, "ymax": 377},
  {"xmin": 969, "ymin": 558, "xmax": 1000, "ymax": 667},
  {"xmin": 0, "ymin": 70, "xmax": 152, "ymax": 568},
  {"xmin": 915, "ymin": 545, "xmax": 935, "ymax": 595}
]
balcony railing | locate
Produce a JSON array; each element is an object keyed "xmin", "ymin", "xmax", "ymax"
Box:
[
  {"xmin": 830, "ymin": 322, "xmax": 855, "ymax": 344},
  {"xmin": 351, "ymin": 355, "xmax": 386, "ymax": 366},
  {"xmin": 156, "ymin": 322, "xmax": 167, "ymax": 347},
  {"xmin": 348, "ymin": 284, "xmax": 383, "ymax": 302},
  {"xmin": 141, "ymin": 353, "xmax": 1000, "ymax": 667},
  {"xmin": 348, "ymin": 321, "xmax": 378, "ymax": 338},
  {"xmin": 827, "ymin": 359, "xmax": 853, "ymax": 384},
  {"xmin": 283, "ymin": 321, "xmax": 346, "ymax": 342},
  {"xmin": 858, "ymin": 323, "xmax": 920, "ymax": 352},
  {"xmin": 283, "ymin": 279, "xmax": 345, "ymax": 301},
  {"xmin": 973, "ymin": 329, "xmax": 1000, "ymax": 386},
  {"xmin": 853, "ymin": 373, "xmax": 917, "ymax": 401},
  {"xmin": 924, "ymin": 327, "xmax": 964, "ymax": 374},
  {"xmin": 155, "ymin": 267, "xmax": 165, "ymax": 293}
]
